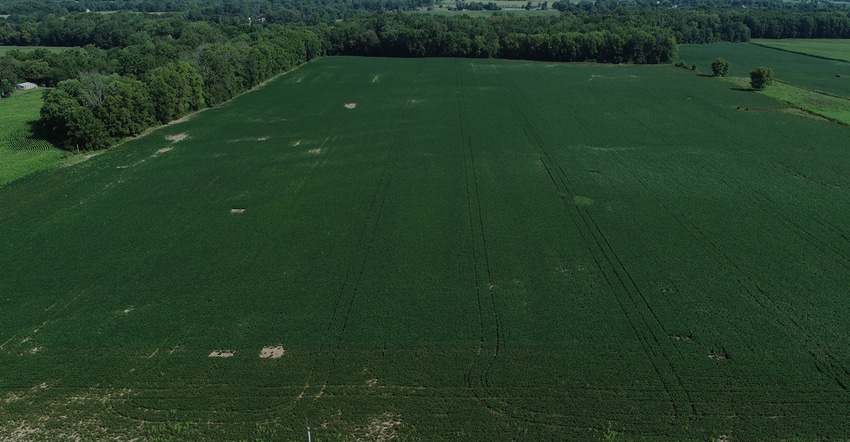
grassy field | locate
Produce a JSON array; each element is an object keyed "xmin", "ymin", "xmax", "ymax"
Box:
[
  {"xmin": 0, "ymin": 89, "xmax": 65, "ymax": 187},
  {"xmin": 3, "ymin": 57, "xmax": 850, "ymax": 440},
  {"xmin": 751, "ymin": 38, "xmax": 850, "ymax": 63}
]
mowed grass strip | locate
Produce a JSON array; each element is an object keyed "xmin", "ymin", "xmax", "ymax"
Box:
[
  {"xmin": 3, "ymin": 57, "xmax": 850, "ymax": 440},
  {"xmin": 0, "ymin": 89, "xmax": 65, "ymax": 186},
  {"xmin": 722, "ymin": 75, "xmax": 850, "ymax": 125}
]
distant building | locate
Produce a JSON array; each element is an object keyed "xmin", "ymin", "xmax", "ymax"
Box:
[{"xmin": 15, "ymin": 82, "xmax": 37, "ymax": 90}]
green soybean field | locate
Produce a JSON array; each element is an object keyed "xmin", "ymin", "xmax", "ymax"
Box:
[{"xmin": 3, "ymin": 57, "xmax": 850, "ymax": 441}]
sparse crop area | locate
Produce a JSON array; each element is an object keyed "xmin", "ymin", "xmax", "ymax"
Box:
[{"xmin": 3, "ymin": 56, "xmax": 850, "ymax": 441}]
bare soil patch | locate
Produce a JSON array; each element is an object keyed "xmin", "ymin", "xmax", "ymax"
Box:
[
  {"xmin": 354, "ymin": 413, "xmax": 402, "ymax": 441},
  {"xmin": 308, "ymin": 148, "xmax": 322, "ymax": 155},
  {"xmin": 166, "ymin": 133, "xmax": 188, "ymax": 143},
  {"xmin": 291, "ymin": 140, "xmax": 301, "ymax": 147},
  {"xmin": 344, "ymin": 103, "xmax": 357, "ymax": 109},
  {"xmin": 152, "ymin": 147, "xmax": 172, "ymax": 156},
  {"xmin": 230, "ymin": 208, "xmax": 246, "ymax": 213},
  {"xmin": 260, "ymin": 346, "xmax": 285, "ymax": 358},
  {"xmin": 62, "ymin": 151, "xmax": 105, "ymax": 167},
  {"xmin": 209, "ymin": 350, "xmax": 235, "ymax": 358}
]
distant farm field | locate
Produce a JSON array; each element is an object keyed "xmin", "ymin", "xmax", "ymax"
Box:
[
  {"xmin": 3, "ymin": 57, "xmax": 850, "ymax": 440},
  {"xmin": 0, "ymin": 89, "xmax": 65, "ymax": 187},
  {"xmin": 751, "ymin": 38, "xmax": 850, "ymax": 63},
  {"xmin": 678, "ymin": 42, "xmax": 850, "ymax": 97}
]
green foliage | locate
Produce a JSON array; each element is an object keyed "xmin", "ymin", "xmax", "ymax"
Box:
[
  {"xmin": 0, "ymin": 78, "xmax": 13, "ymax": 98},
  {"xmin": 147, "ymin": 61, "xmax": 205, "ymax": 124},
  {"xmin": 711, "ymin": 57, "xmax": 730, "ymax": 77},
  {"xmin": 750, "ymin": 66, "xmax": 774, "ymax": 90}
]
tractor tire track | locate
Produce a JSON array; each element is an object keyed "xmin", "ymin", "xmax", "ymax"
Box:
[
  {"xmin": 456, "ymin": 61, "xmax": 502, "ymax": 409},
  {"xmin": 297, "ymin": 69, "xmax": 406, "ymax": 409},
  {"xmin": 594, "ymin": 79, "xmax": 850, "ymax": 395},
  {"xmin": 494, "ymin": 66, "xmax": 697, "ymax": 419}
]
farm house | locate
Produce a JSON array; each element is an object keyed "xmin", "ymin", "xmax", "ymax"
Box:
[{"xmin": 15, "ymin": 82, "xmax": 37, "ymax": 90}]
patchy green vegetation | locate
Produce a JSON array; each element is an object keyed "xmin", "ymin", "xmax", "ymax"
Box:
[
  {"xmin": 0, "ymin": 46, "xmax": 69, "ymax": 55},
  {"xmin": 3, "ymin": 57, "xmax": 850, "ymax": 440},
  {"xmin": 0, "ymin": 89, "xmax": 64, "ymax": 186},
  {"xmin": 751, "ymin": 38, "xmax": 850, "ymax": 63}
]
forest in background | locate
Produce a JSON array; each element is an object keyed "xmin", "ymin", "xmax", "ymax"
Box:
[{"xmin": 0, "ymin": 0, "xmax": 848, "ymax": 150}]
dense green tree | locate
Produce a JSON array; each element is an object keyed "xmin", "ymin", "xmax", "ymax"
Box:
[
  {"xmin": 750, "ymin": 66, "xmax": 775, "ymax": 90},
  {"xmin": 0, "ymin": 79, "xmax": 14, "ymax": 98},
  {"xmin": 711, "ymin": 57, "xmax": 730, "ymax": 77},
  {"xmin": 146, "ymin": 61, "xmax": 205, "ymax": 124}
]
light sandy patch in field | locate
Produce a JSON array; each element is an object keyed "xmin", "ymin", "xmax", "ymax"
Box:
[
  {"xmin": 172, "ymin": 115, "xmax": 191, "ymax": 124},
  {"xmin": 230, "ymin": 208, "xmax": 246, "ymax": 213},
  {"xmin": 354, "ymin": 413, "xmax": 402, "ymax": 442},
  {"xmin": 209, "ymin": 350, "xmax": 235, "ymax": 357},
  {"xmin": 28, "ymin": 347, "xmax": 42, "ymax": 354},
  {"xmin": 291, "ymin": 140, "xmax": 301, "ymax": 147},
  {"xmin": 116, "ymin": 159, "xmax": 146, "ymax": 169},
  {"xmin": 407, "ymin": 98, "xmax": 423, "ymax": 105},
  {"xmin": 4, "ymin": 392, "xmax": 23, "ymax": 403},
  {"xmin": 63, "ymin": 151, "xmax": 105, "ymax": 167},
  {"xmin": 123, "ymin": 307, "xmax": 133, "ymax": 314},
  {"xmin": 257, "ymin": 136, "xmax": 269, "ymax": 141},
  {"xmin": 152, "ymin": 147, "xmax": 172, "ymax": 157},
  {"xmin": 344, "ymin": 103, "xmax": 357, "ymax": 109},
  {"xmin": 372, "ymin": 75, "xmax": 380, "ymax": 83},
  {"xmin": 260, "ymin": 346, "xmax": 285, "ymax": 358},
  {"xmin": 308, "ymin": 148, "xmax": 322, "ymax": 154},
  {"xmin": 366, "ymin": 378, "xmax": 378, "ymax": 387},
  {"xmin": 295, "ymin": 75, "xmax": 304, "ymax": 83},
  {"xmin": 166, "ymin": 133, "xmax": 187, "ymax": 143}
]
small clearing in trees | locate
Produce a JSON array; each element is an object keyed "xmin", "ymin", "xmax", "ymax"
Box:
[{"xmin": 259, "ymin": 346, "xmax": 285, "ymax": 358}]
